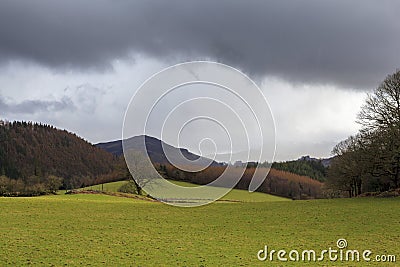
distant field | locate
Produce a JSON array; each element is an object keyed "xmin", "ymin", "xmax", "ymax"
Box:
[
  {"xmin": 81, "ymin": 180, "xmax": 128, "ymax": 192},
  {"xmin": 81, "ymin": 180, "xmax": 289, "ymax": 203},
  {"xmin": 0, "ymin": 194, "xmax": 398, "ymax": 266}
]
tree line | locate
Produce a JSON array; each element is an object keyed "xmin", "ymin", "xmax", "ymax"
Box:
[{"xmin": 327, "ymin": 70, "xmax": 400, "ymax": 197}]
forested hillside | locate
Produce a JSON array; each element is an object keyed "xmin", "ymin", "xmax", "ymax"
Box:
[
  {"xmin": 0, "ymin": 121, "xmax": 122, "ymax": 195},
  {"xmin": 272, "ymin": 157, "xmax": 328, "ymax": 182}
]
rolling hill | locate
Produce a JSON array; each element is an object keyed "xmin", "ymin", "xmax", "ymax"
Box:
[{"xmin": 0, "ymin": 121, "xmax": 121, "ymax": 194}]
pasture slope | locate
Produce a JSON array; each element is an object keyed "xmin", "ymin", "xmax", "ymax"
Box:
[
  {"xmin": 0, "ymin": 188, "xmax": 399, "ymax": 266},
  {"xmin": 81, "ymin": 180, "xmax": 290, "ymax": 203}
]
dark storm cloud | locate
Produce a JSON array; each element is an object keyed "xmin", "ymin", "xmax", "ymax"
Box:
[
  {"xmin": 0, "ymin": 0, "xmax": 399, "ymax": 89},
  {"xmin": 0, "ymin": 95, "xmax": 74, "ymax": 114}
]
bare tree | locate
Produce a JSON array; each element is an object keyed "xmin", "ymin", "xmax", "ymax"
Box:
[
  {"xmin": 328, "ymin": 135, "xmax": 371, "ymax": 197},
  {"xmin": 124, "ymin": 150, "xmax": 160, "ymax": 195},
  {"xmin": 357, "ymin": 70, "xmax": 400, "ymax": 188},
  {"xmin": 358, "ymin": 70, "xmax": 400, "ymax": 131},
  {"xmin": 328, "ymin": 70, "xmax": 400, "ymax": 196}
]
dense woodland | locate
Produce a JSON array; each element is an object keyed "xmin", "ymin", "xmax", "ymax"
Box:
[
  {"xmin": 0, "ymin": 122, "xmax": 125, "ymax": 196},
  {"xmin": 272, "ymin": 158, "xmax": 327, "ymax": 182}
]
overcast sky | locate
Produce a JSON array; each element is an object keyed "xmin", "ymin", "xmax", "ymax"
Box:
[{"xmin": 0, "ymin": 0, "xmax": 399, "ymax": 161}]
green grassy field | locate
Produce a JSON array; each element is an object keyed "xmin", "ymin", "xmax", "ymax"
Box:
[
  {"xmin": 81, "ymin": 181, "xmax": 128, "ymax": 192},
  {"xmin": 0, "ymin": 193, "xmax": 399, "ymax": 266},
  {"xmin": 81, "ymin": 180, "xmax": 290, "ymax": 203}
]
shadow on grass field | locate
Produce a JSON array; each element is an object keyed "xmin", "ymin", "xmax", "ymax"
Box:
[{"xmin": 0, "ymin": 194, "xmax": 398, "ymax": 266}]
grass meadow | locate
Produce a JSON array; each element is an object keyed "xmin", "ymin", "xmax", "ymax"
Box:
[
  {"xmin": 0, "ymin": 190, "xmax": 399, "ymax": 266},
  {"xmin": 82, "ymin": 180, "xmax": 290, "ymax": 203}
]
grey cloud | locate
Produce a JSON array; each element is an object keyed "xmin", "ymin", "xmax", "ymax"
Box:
[
  {"xmin": 64, "ymin": 84, "xmax": 106, "ymax": 113},
  {"xmin": 0, "ymin": 95, "xmax": 74, "ymax": 114},
  {"xmin": 0, "ymin": 0, "xmax": 399, "ymax": 89}
]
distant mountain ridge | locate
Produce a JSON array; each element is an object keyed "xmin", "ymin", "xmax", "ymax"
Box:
[
  {"xmin": 96, "ymin": 135, "xmax": 221, "ymax": 166},
  {"xmin": 96, "ymin": 137, "xmax": 333, "ymax": 177}
]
